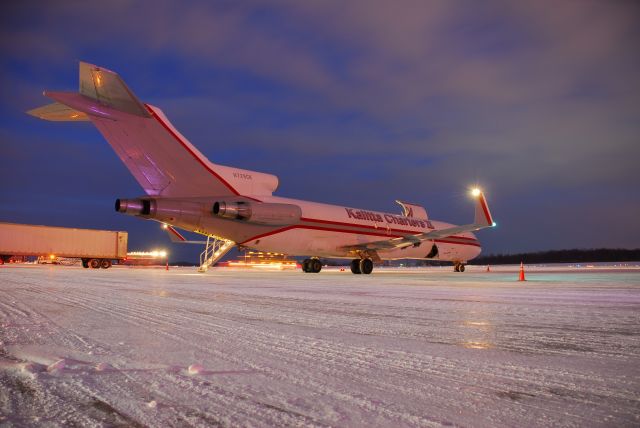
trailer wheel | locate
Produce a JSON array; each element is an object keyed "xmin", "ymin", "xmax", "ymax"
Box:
[
  {"xmin": 89, "ymin": 258, "xmax": 101, "ymax": 269},
  {"xmin": 100, "ymin": 259, "xmax": 112, "ymax": 269},
  {"xmin": 82, "ymin": 259, "xmax": 89, "ymax": 268}
]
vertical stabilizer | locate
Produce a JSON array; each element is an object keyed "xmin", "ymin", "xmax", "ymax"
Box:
[
  {"xmin": 78, "ymin": 62, "xmax": 150, "ymax": 117},
  {"xmin": 27, "ymin": 62, "xmax": 280, "ymax": 198}
]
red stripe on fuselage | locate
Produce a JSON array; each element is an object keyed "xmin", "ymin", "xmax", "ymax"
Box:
[
  {"xmin": 145, "ymin": 104, "xmax": 261, "ymax": 202},
  {"xmin": 434, "ymin": 238, "xmax": 481, "ymax": 248},
  {"xmin": 239, "ymin": 224, "xmax": 480, "ymax": 248},
  {"xmin": 144, "ymin": 105, "xmax": 480, "ymax": 249},
  {"xmin": 299, "ymin": 216, "xmax": 466, "ymax": 238}
]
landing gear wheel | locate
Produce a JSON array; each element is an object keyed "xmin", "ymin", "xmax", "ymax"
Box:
[
  {"xmin": 89, "ymin": 258, "xmax": 101, "ymax": 269},
  {"xmin": 310, "ymin": 259, "xmax": 322, "ymax": 273},
  {"xmin": 82, "ymin": 259, "xmax": 89, "ymax": 269},
  {"xmin": 302, "ymin": 258, "xmax": 321, "ymax": 273},
  {"xmin": 100, "ymin": 259, "xmax": 112, "ymax": 269},
  {"xmin": 350, "ymin": 259, "xmax": 361, "ymax": 274},
  {"xmin": 454, "ymin": 263, "xmax": 465, "ymax": 272},
  {"xmin": 359, "ymin": 258, "xmax": 374, "ymax": 275}
]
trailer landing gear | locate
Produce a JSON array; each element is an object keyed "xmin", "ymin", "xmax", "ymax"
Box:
[{"xmin": 83, "ymin": 258, "xmax": 113, "ymax": 269}]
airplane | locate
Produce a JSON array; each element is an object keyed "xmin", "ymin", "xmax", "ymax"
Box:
[{"xmin": 27, "ymin": 62, "xmax": 495, "ymax": 274}]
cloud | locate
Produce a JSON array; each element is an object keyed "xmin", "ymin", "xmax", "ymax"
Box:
[{"xmin": 1, "ymin": 0, "xmax": 639, "ymax": 252}]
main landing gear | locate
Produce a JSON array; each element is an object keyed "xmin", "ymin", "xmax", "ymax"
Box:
[
  {"xmin": 454, "ymin": 262, "xmax": 466, "ymax": 272},
  {"xmin": 302, "ymin": 258, "xmax": 322, "ymax": 273},
  {"xmin": 350, "ymin": 258, "xmax": 373, "ymax": 275}
]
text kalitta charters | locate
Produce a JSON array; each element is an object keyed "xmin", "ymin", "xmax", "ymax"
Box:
[{"xmin": 345, "ymin": 208, "xmax": 433, "ymax": 229}]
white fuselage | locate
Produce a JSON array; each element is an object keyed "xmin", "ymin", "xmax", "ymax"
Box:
[{"xmin": 179, "ymin": 195, "xmax": 481, "ymax": 263}]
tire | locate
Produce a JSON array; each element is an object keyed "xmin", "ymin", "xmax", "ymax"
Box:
[
  {"xmin": 100, "ymin": 259, "xmax": 112, "ymax": 269},
  {"xmin": 458, "ymin": 264, "xmax": 465, "ymax": 272},
  {"xmin": 302, "ymin": 259, "xmax": 311, "ymax": 273},
  {"xmin": 310, "ymin": 259, "xmax": 322, "ymax": 273},
  {"xmin": 89, "ymin": 259, "xmax": 101, "ymax": 269},
  {"xmin": 359, "ymin": 258, "xmax": 374, "ymax": 275},
  {"xmin": 350, "ymin": 259, "xmax": 361, "ymax": 274},
  {"xmin": 82, "ymin": 259, "xmax": 89, "ymax": 268}
]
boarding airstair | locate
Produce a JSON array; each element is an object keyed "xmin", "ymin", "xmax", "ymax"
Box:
[{"xmin": 198, "ymin": 236, "xmax": 235, "ymax": 273}]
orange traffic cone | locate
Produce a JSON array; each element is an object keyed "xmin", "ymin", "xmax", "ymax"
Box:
[
  {"xmin": 486, "ymin": 265, "xmax": 491, "ymax": 272},
  {"xmin": 518, "ymin": 261, "xmax": 526, "ymax": 281}
]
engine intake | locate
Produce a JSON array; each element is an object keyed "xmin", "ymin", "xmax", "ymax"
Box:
[{"xmin": 213, "ymin": 201, "xmax": 251, "ymax": 220}]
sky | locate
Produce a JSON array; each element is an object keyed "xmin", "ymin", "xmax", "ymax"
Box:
[{"xmin": 1, "ymin": 1, "xmax": 639, "ymax": 262}]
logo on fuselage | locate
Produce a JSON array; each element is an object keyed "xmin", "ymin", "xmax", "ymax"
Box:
[{"xmin": 345, "ymin": 208, "xmax": 429, "ymax": 228}]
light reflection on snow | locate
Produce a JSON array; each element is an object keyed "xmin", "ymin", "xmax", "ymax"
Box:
[
  {"xmin": 464, "ymin": 321, "xmax": 490, "ymax": 327},
  {"xmin": 462, "ymin": 340, "xmax": 493, "ymax": 350}
]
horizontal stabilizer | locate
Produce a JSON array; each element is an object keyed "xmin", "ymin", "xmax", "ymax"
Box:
[
  {"xmin": 26, "ymin": 102, "xmax": 90, "ymax": 122},
  {"xmin": 79, "ymin": 62, "xmax": 150, "ymax": 117}
]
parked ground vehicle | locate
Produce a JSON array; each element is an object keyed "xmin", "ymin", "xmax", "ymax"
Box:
[{"xmin": 0, "ymin": 222, "xmax": 127, "ymax": 269}]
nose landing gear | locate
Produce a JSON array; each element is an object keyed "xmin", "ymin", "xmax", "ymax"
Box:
[{"xmin": 454, "ymin": 262, "xmax": 466, "ymax": 272}]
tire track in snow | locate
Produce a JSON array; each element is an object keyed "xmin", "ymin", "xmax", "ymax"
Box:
[
  {"xmin": 3, "ymin": 268, "xmax": 639, "ymax": 427},
  {"xmin": 18, "ymin": 284, "xmax": 594, "ymax": 426},
  {"xmin": 23, "ymin": 279, "xmax": 449, "ymax": 426}
]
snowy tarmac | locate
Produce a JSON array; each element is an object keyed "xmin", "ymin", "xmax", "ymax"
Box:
[{"xmin": 1, "ymin": 264, "xmax": 639, "ymax": 427}]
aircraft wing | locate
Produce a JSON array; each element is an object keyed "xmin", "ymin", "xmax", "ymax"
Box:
[
  {"xmin": 163, "ymin": 224, "xmax": 207, "ymax": 244},
  {"xmin": 343, "ymin": 190, "xmax": 494, "ymax": 252}
]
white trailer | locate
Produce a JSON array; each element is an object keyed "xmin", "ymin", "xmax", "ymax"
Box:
[{"xmin": 0, "ymin": 222, "xmax": 127, "ymax": 269}]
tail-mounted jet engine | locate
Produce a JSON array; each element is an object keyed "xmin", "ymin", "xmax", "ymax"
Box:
[
  {"xmin": 115, "ymin": 197, "xmax": 301, "ymax": 227},
  {"xmin": 212, "ymin": 201, "xmax": 301, "ymax": 226},
  {"xmin": 115, "ymin": 197, "xmax": 206, "ymax": 230}
]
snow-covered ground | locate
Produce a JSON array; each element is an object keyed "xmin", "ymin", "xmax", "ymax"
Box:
[{"xmin": 1, "ymin": 264, "xmax": 639, "ymax": 427}]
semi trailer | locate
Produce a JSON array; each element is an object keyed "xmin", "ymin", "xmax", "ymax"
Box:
[{"xmin": 0, "ymin": 222, "xmax": 127, "ymax": 269}]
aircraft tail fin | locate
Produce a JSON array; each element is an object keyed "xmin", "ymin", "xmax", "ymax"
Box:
[
  {"xmin": 77, "ymin": 62, "xmax": 150, "ymax": 117},
  {"xmin": 27, "ymin": 61, "xmax": 280, "ymax": 198}
]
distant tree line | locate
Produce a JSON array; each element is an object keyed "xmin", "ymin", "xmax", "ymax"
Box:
[
  {"xmin": 171, "ymin": 248, "xmax": 640, "ymax": 267},
  {"xmin": 470, "ymin": 248, "xmax": 640, "ymax": 265}
]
